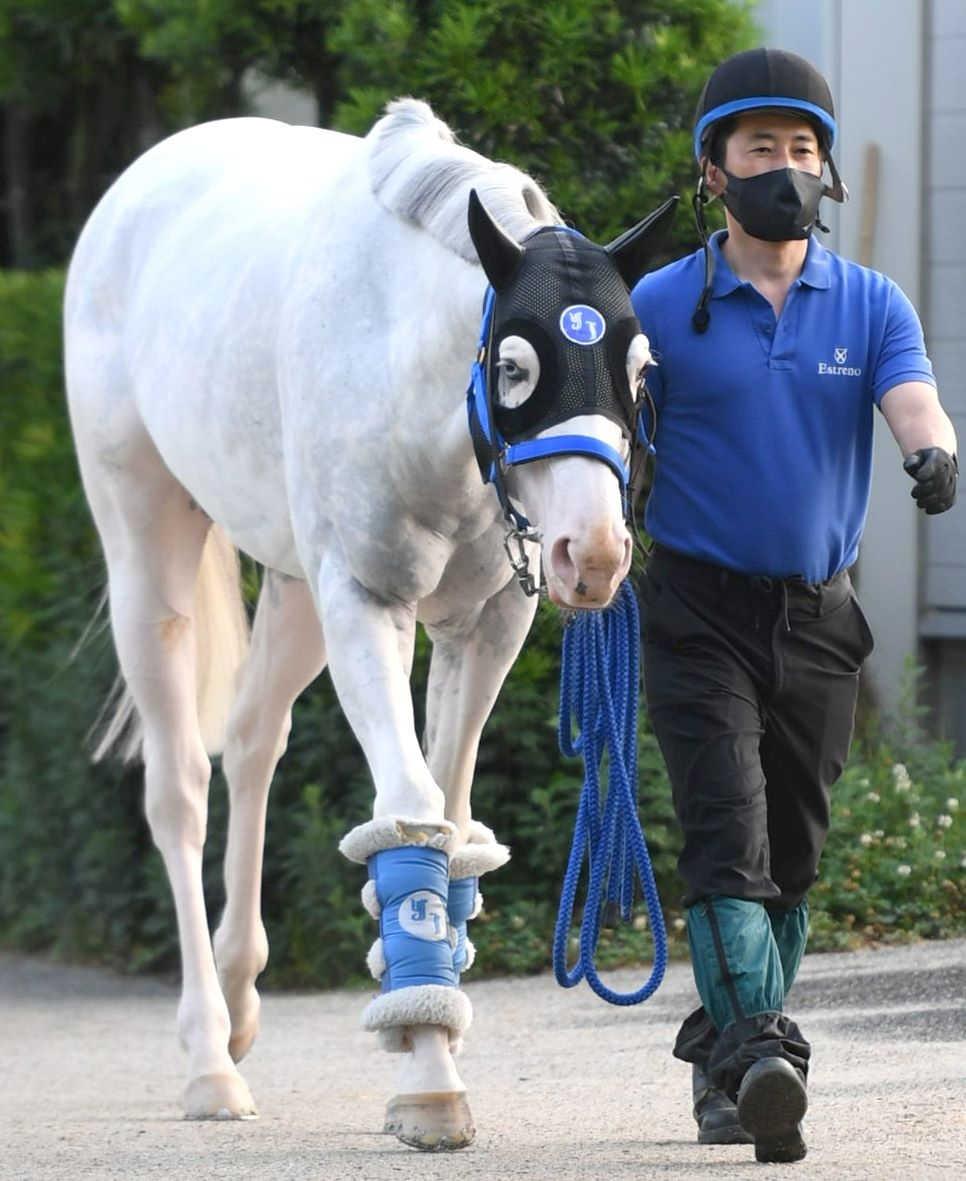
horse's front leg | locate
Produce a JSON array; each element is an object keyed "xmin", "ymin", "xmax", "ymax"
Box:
[
  {"xmin": 421, "ymin": 572, "xmax": 540, "ymax": 1036},
  {"xmin": 316, "ymin": 551, "xmax": 471, "ymax": 1148},
  {"xmin": 424, "ymin": 571, "xmax": 540, "ymax": 836}
]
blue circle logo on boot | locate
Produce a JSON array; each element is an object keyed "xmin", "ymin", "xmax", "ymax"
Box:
[{"xmin": 399, "ymin": 891, "xmax": 448, "ymax": 940}]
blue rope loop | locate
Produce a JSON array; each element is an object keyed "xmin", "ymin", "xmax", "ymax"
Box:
[{"xmin": 553, "ymin": 579, "xmax": 668, "ymax": 1005}]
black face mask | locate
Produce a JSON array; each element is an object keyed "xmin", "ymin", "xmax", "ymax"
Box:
[{"xmin": 720, "ymin": 167, "xmax": 826, "ymax": 241}]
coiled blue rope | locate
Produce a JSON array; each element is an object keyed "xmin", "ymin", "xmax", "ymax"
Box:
[{"xmin": 552, "ymin": 578, "xmax": 668, "ymax": 1005}]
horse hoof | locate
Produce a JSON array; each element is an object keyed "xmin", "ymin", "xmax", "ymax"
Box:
[
  {"xmin": 183, "ymin": 1071, "xmax": 258, "ymax": 1120},
  {"xmin": 385, "ymin": 1091, "xmax": 475, "ymax": 1150}
]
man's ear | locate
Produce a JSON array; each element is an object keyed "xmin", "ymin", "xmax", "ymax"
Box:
[{"xmin": 703, "ymin": 160, "xmax": 725, "ymax": 198}]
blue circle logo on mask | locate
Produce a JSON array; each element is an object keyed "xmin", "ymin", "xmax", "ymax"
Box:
[{"xmin": 560, "ymin": 305, "xmax": 606, "ymax": 346}]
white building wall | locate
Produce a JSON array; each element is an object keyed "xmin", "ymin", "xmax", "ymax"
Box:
[
  {"xmin": 838, "ymin": 1, "xmax": 926, "ymax": 716},
  {"xmin": 759, "ymin": 0, "xmax": 927, "ymax": 718},
  {"xmin": 920, "ymin": 0, "xmax": 966, "ymax": 749},
  {"xmin": 243, "ymin": 70, "xmax": 318, "ymax": 126},
  {"xmin": 922, "ymin": 0, "xmax": 966, "ymax": 631}
]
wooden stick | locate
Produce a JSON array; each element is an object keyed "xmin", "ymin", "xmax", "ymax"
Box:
[{"xmin": 857, "ymin": 142, "xmax": 880, "ymax": 268}]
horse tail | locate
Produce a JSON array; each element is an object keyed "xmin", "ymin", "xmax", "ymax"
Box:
[
  {"xmin": 191, "ymin": 526, "xmax": 250, "ymax": 756},
  {"xmin": 93, "ymin": 525, "xmax": 250, "ymax": 763}
]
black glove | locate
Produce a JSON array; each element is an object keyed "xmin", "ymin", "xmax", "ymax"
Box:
[{"xmin": 903, "ymin": 447, "xmax": 958, "ymax": 515}]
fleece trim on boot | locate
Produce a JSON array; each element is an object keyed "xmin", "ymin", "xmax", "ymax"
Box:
[
  {"xmin": 462, "ymin": 938, "xmax": 476, "ymax": 974},
  {"xmin": 361, "ymin": 878, "xmax": 381, "ymax": 919},
  {"xmin": 339, "ymin": 816, "xmax": 459, "ymax": 864},
  {"xmin": 449, "ymin": 820, "xmax": 510, "ymax": 880},
  {"xmin": 362, "ymin": 984, "xmax": 472, "ymax": 1050},
  {"xmin": 366, "ymin": 937, "xmax": 387, "ymax": 982}
]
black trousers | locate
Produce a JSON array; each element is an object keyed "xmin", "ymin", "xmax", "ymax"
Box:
[{"xmin": 637, "ymin": 545, "xmax": 875, "ymax": 911}]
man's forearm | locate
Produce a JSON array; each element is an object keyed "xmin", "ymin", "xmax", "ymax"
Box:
[{"xmin": 881, "ymin": 380, "xmax": 958, "ymax": 457}]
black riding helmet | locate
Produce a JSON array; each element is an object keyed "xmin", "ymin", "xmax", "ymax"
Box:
[
  {"xmin": 694, "ymin": 48, "xmax": 838, "ymax": 162},
  {"xmin": 690, "ymin": 48, "xmax": 848, "ymax": 333}
]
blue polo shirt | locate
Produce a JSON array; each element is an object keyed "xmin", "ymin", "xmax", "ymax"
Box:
[{"xmin": 631, "ymin": 231, "xmax": 935, "ymax": 583}]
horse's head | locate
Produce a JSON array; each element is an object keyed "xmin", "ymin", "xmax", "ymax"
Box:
[{"xmin": 467, "ymin": 191, "xmax": 677, "ymax": 609}]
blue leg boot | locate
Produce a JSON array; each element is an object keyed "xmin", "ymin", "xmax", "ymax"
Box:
[
  {"xmin": 447, "ymin": 821, "xmax": 510, "ymax": 987},
  {"xmin": 341, "ymin": 817, "xmax": 477, "ymax": 1150},
  {"xmin": 341, "ymin": 817, "xmax": 470, "ymax": 1049}
]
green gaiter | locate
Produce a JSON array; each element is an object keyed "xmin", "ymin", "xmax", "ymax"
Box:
[
  {"xmin": 686, "ymin": 896, "xmax": 785, "ymax": 1032},
  {"xmin": 767, "ymin": 898, "xmax": 809, "ymax": 993}
]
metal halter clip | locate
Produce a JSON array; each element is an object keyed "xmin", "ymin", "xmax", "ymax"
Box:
[{"xmin": 503, "ymin": 526, "xmax": 542, "ymax": 597}]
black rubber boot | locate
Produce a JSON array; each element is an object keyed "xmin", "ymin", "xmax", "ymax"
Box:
[
  {"xmin": 736, "ymin": 1057, "xmax": 808, "ymax": 1163},
  {"xmin": 692, "ymin": 1064, "xmax": 754, "ymax": 1145}
]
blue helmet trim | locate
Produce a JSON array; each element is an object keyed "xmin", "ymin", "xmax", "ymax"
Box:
[{"xmin": 693, "ymin": 96, "xmax": 837, "ymax": 160}]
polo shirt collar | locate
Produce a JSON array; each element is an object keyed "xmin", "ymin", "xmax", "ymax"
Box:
[
  {"xmin": 708, "ymin": 230, "xmax": 832, "ymax": 297},
  {"xmin": 798, "ymin": 235, "xmax": 831, "ymax": 289},
  {"xmin": 708, "ymin": 231, "xmax": 743, "ymax": 298}
]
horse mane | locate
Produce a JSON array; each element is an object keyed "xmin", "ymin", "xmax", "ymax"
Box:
[{"xmin": 366, "ymin": 98, "xmax": 560, "ymax": 262}]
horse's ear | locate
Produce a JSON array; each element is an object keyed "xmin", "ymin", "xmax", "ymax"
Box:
[
  {"xmin": 468, "ymin": 189, "xmax": 524, "ymax": 291},
  {"xmin": 603, "ymin": 195, "xmax": 680, "ymax": 287}
]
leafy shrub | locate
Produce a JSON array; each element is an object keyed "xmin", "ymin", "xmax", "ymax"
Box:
[
  {"xmin": 809, "ymin": 737, "xmax": 964, "ymax": 951},
  {"xmin": 329, "ymin": 0, "xmax": 756, "ymax": 250}
]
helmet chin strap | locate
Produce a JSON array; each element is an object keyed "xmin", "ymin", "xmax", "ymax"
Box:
[
  {"xmin": 823, "ymin": 152, "xmax": 849, "ymax": 205},
  {"xmin": 691, "ymin": 176, "xmax": 716, "ymax": 335}
]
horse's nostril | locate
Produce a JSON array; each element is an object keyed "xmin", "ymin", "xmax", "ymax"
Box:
[
  {"xmin": 550, "ymin": 537, "xmax": 577, "ymax": 584},
  {"xmin": 622, "ymin": 534, "xmax": 633, "ymax": 572},
  {"xmin": 551, "ymin": 531, "xmax": 632, "ymax": 598}
]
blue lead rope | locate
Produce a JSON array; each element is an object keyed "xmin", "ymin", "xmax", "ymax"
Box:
[{"xmin": 553, "ymin": 579, "xmax": 668, "ymax": 1005}]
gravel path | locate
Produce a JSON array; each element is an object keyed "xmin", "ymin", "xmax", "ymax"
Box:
[{"xmin": 2, "ymin": 938, "xmax": 963, "ymax": 1179}]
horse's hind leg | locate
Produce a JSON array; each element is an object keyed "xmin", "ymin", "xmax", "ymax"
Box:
[
  {"xmin": 214, "ymin": 571, "xmax": 326, "ymax": 1062},
  {"xmin": 89, "ymin": 440, "xmax": 256, "ymax": 1119}
]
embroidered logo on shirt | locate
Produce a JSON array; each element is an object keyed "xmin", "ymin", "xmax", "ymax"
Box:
[{"xmin": 818, "ymin": 346, "xmax": 862, "ymax": 377}]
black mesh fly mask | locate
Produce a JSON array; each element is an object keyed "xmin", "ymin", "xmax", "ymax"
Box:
[
  {"xmin": 465, "ymin": 192, "xmax": 678, "ymax": 594},
  {"xmin": 467, "ymin": 231, "xmax": 641, "ymax": 554},
  {"xmin": 486, "ymin": 228, "xmax": 641, "ymax": 445}
]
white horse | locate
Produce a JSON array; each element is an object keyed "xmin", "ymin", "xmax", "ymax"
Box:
[{"xmin": 64, "ymin": 98, "xmax": 663, "ymax": 1148}]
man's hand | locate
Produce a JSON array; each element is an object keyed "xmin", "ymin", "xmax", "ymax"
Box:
[{"xmin": 903, "ymin": 448, "xmax": 958, "ymax": 514}]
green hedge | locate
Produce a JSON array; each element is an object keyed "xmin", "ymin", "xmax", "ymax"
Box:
[{"xmin": 2, "ymin": 255, "xmax": 963, "ymax": 988}]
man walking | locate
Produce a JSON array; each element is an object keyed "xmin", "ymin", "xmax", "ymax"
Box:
[{"xmin": 631, "ymin": 48, "xmax": 957, "ymax": 1163}]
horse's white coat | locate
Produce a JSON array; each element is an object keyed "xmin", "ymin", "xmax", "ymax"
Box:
[{"xmin": 64, "ymin": 99, "xmax": 639, "ymax": 1135}]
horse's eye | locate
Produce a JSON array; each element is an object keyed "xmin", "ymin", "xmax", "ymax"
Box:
[{"xmin": 497, "ymin": 359, "xmax": 528, "ymax": 383}]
